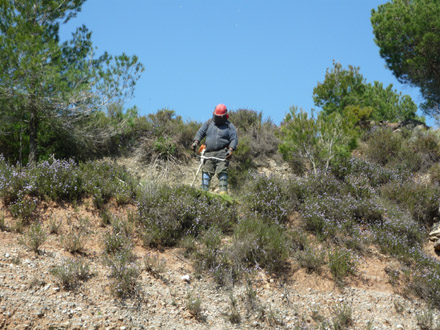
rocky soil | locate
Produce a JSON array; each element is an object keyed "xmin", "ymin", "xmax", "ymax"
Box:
[{"xmin": 1, "ymin": 158, "xmax": 439, "ymax": 329}]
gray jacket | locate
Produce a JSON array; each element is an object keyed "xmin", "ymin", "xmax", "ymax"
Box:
[{"xmin": 194, "ymin": 119, "xmax": 238, "ymax": 152}]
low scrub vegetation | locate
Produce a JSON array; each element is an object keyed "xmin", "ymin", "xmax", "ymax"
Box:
[{"xmin": 1, "ymin": 109, "xmax": 440, "ymax": 310}]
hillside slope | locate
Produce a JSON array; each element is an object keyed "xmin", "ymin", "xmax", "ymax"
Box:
[{"xmin": 1, "ymin": 158, "xmax": 439, "ymax": 330}]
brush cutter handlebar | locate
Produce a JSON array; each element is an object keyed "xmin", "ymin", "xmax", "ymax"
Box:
[{"xmin": 199, "ymin": 155, "xmax": 227, "ymax": 162}]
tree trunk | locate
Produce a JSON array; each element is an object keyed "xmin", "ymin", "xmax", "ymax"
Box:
[{"xmin": 28, "ymin": 106, "xmax": 38, "ymax": 164}]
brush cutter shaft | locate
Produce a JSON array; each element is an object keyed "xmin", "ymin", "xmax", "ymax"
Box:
[{"xmin": 191, "ymin": 150, "xmax": 226, "ymax": 187}]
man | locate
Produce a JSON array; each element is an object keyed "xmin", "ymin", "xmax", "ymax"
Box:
[{"xmin": 191, "ymin": 104, "xmax": 238, "ymax": 193}]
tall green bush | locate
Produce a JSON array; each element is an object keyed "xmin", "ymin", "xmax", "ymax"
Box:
[{"xmin": 279, "ymin": 107, "xmax": 357, "ymax": 174}]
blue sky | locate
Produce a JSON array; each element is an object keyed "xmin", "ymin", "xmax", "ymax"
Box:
[{"xmin": 60, "ymin": 0, "xmax": 426, "ymax": 125}]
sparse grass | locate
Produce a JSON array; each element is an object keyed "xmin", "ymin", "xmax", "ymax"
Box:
[
  {"xmin": 50, "ymin": 258, "xmax": 91, "ymax": 290},
  {"xmin": 0, "ymin": 213, "xmax": 7, "ymax": 231},
  {"xmin": 20, "ymin": 222, "xmax": 47, "ymax": 253},
  {"xmin": 416, "ymin": 308, "xmax": 440, "ymax": 330},
  {"xmin": 243, "ymin": 279, "xmax": 259, "ymax": 314},
  {"xmin": 61, "ymin": 229, "xmax": 85, "ymax": 254},
  {"xmin": 103, "ymin": 217, "xmax": 134, "ymax": 256},
  {"xmin": 104, "ymin": 250, "xmax": 140, "ymax": 299},
  {"xmin": 295, "ymin": 246, "xmax": 326, "ymax": 274},
  {"xmin": 330, "ymin": 303, "xmax": 354, "ymax": 330},
  {"xmin": 257, "ymin": 304, "xmax": 284, "ymax": 327},
  {"xmin": 328, "ymin": 248, "xmax": 358, "ymax": 284},
  {"xmin": 186, "ymin": 293, "xmax": 204, "ymax": 321},
  {"xmin": 143, "ymin": 253, "xmax": 166, "ymax": 279},
  {"xmin": 48, "ymin": 216, "xmax": 61, "ymax": 234},
  {"xmin": 226, "ymin": 293, "xmax": 241, "ymax": 324},
  {"xmin": 179, "ymin": 235, "xmax": 197, "ymax": 258},
  {"xmin": 99, "ymin": 208, "xmax": 112, "ymax": 226}
]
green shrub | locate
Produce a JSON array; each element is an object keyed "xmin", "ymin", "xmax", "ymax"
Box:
[
  {"xmin": 409, "ymin": 259, "xmax": 440, "ymax": 309},
  {"xmin": 143, "ymin": 253, "xmax": 166, "ymax": 279},
  {"xmin": 279, "ymin": 107, "xmax": 356, "ymax": 174},
  {"xmin": 193, "ymin": 226, "xmax": 236, "ymax": 286},
  {"xmin": 241, "ymin": 174, "xmax": 293, "ymax": 225},
  {"xmin": 363, "ymin": 128, "xmax": 403, "ymax": 166},
  {"xmin": 138, "ymin": 109, "xmax": 199, "ymax": 162},
  {"xmin": 0, "ymin": 213, "xmax": 6, "ymax": 232},
  {"xmin": 20, "ymin": 222, "xmax": 47, "ymax": 253},
  {"xmin": 232, "ymin": 216, "xmax": 289, "ymax": 274},
  {"xmin": 9, "ymin": 196, "xmax": 37, "ymax": 222},
  {"xmin": 186, "ymin": 293, "xmax": 203, "ymax": 320},
  {"xmin": 300, "ymin": 195, "xmax": 365, "ymax": 242},
  {"xmin": 50, "ymin": 258, "xmax": 91, "ymax": 290},
  {"xmin": 104, "ymin": 250, "xmax": 140, "ymax": 299},
  {"xmin": 328, "ymin": 248, "xmax": 357, "ymax": 283},
  {"xmin": 364, "ymin": 128, "xmax": 440, "ymax": 173},
  {"xmin": 30, "ymin": 158, "xmax": 82, "ymax": 202},
  {"xmin": 80, "ymin": 161, "xmax": 136, "ymax": 208},
  {"xmin": 61, "ymin": 229, "xmax": 85, "ymax": 254},
  {"xmin": 0, "ymin": 157, "xmax": 136, "ymax": 208},
  {"xmin": 381, "ymin": 181, "xmax": 440, "ymax": 227},
  {"xmin": 103, "ymin": 216, "xmax": 134, "ymax": 255},
  {"xmin": 428, "ymin": 163, "xmax": 440, "ymax": 186},
  {"xmin": 344, "ymin": 157, "xmax": 405, "ymax": 188},
  {"xmin": 228, "ymin": 109, "xmax": 280, "ymax": 159},
  {"xmin": 295, "ymin": 246, "xmax": 326, "ymax": 274},
  {"xmin": 137, "ymin": 184, "xmax": 236, "ymax": 247},
  {"xmin": 372, "ymin": 202, "xmax": 423, "ymax": 261},
  {"xmin": 227, "ymin": 109, "xmax": 280, "ymax": 189}
]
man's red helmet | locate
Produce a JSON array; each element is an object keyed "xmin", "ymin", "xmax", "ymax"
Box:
[{"xmin": 213, "ymin": 104, "xmax": 229, "ymax": 119}]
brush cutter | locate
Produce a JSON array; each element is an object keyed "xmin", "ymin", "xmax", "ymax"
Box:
[{"xmin": 191, "ymin": 144, "xmax": 226, "ymax": 187}]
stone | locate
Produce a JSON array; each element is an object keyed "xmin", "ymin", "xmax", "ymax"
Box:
[
  {"xmin": 434, "ymin": 239, "xmax": 440, "ymax": 251},
  {"xmin": 181, "ymin": 275, "xmax": 191, "ymax": 283}
]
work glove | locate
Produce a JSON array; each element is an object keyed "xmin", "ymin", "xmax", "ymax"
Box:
[
  {"xmin": 191, "ymin": 141, "xmax": 198, "ymax": 152},
  {"xmin": 226, "ymin": 148, "xmax": 233, "ymax": 160}
]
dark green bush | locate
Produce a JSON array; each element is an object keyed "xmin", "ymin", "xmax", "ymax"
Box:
[
  {"xmin": 363, "ymin": 128, "xmax": 403, "ymax": 166},
  {"xmin": 193, "ymin": 226, "xmax": 236, "ymax": 286},
  {"xmin": 381, "ymin": 181, "xmax": 440, "ymax": 227},
  {"xmin": 137, "ymin": 109, "xmax": 199, "ymax": 162},
  {"xmin": 137, "ymin": 184, "xmax": 236, "ymax": 247},
  {"xmin": 80, "ymin": 160, "xmax": 137, "ymax": 208},
  {"xmin": 228, "ymin": 109, "xmax": 280, "ymax": 190},
  {"xmin": 241, "ymin": 174, "xmax": 293, "ymax": 225},
  {"xmin": 328, "ymin": 248, "xmax": 358, "ymax": 283},
  {"xmin": 363, "ymin": 128, "xmax": 440, "ymax": 173},
  {"xmin": 0, "ymin": 157, "xmax": 137, "ymax": 210},
  {"xmin": 232, "ymin": 216, "xmax": 289, "ymax": 274},
  {"xmin": 228, "ymin": 109, "xmax": 280, "ymax": 159}
]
